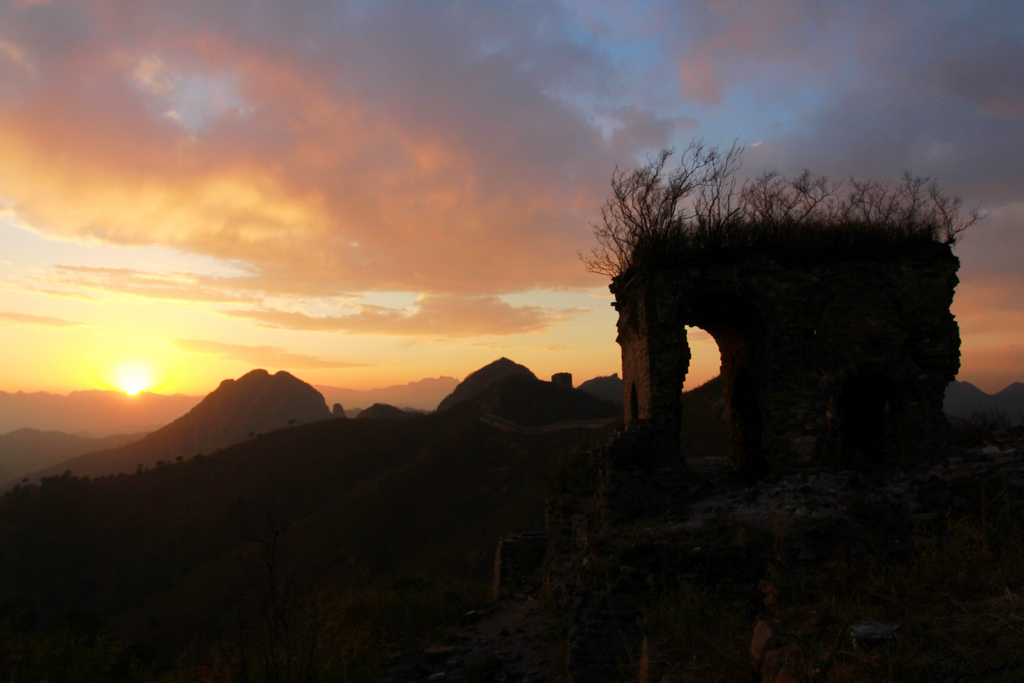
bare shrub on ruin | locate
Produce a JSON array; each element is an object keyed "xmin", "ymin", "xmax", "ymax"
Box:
[{"xmin": 582, "ymin": 142, "xmax": 980, "ymax": 279}]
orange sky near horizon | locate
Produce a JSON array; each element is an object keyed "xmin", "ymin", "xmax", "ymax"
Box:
[{"xmin": 0, "ymin": 1, "xmax": 1021, "ymax": 399}]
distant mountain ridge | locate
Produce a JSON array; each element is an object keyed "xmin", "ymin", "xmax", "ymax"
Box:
[
  {"xmin": 0, "ymin": 390, "xmax": 201, "ymax": 436},
  {"xmin": 945, "ymin": 380, "xmax": 1024, "ymax": 425},
  {"xmin": 22, "ymin": 369, "xmax": 332, "ymax": 481},
  {"xmin": 317, "ymin": 376, "xmax": 458, "ymax": 412}
]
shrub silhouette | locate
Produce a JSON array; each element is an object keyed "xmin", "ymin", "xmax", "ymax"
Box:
[{"xmin": 582, "ymin": 140, "xmax": 979, "ymax": 278}]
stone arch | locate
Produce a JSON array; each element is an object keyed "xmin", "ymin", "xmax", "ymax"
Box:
[
  {"xmin": 677, "ymin": 292, "xmax": 769, "ymax": 477},
  {"xmin": 611, "ymin": 244, "xmax": 960, "ymax": 476}
]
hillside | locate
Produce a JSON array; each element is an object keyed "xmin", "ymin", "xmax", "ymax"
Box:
[
  {"xmin": 355, "ymin": 402, "xmax": 416, "ymax": 419},
  {"xmin": 0, "ymin": 428, "xmax": 146, "ymax": 484},
  {"xmin": 945, "ymin": 380, "xmax": 1024, "ymax": 425},
  {"xmin": 23, "ymin": 369, "xmax": 331, "ymax": 480},
  {"xmin": 0, "ymin": 363, "xmax": 618, "ymax": 658},
  {"xmin": 577, "ymin": 373, "xmax": 623, "ymax": 404},
  {"xmin": 467, "ymin": 373, "xmax": 619, "ymax": 428},
  {"xmin": 437, "ymin": 357, "xmax": 536, "ymax": 412}
]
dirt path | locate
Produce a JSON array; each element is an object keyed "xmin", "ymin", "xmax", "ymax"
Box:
[{"xmin": 380, "ymin": 590, "xmax": 565, "ymax": 682}]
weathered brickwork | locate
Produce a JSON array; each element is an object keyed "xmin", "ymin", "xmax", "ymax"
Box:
[
  {"xmin": 546, "ymin": 243, "xmax": 961, "ymax": 681},
  {"xmin": 612, "ymin": 242, "xmax": 961, "ymax": 475}
]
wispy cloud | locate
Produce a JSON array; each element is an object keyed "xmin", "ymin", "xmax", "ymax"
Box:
[
  {"xmin": 0, "ymin": 311, "xmax": 83, "ymax": 327},
  {"xmin": 0, "ymin": 0, "xmax": 673, "ymax": 296},
  {"xmin": 30, "ymin": 266, "xmax": 260, "ymax": 303},
  {"xmin": 223, "ymin": 295, "xmax": 583, "ymax": 338},
  {"xmin": 172, "ymin": 339, "xmax": 365, "ymax": 369}
]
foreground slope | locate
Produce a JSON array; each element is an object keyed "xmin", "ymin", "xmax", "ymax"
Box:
[{"xmin": 0, "ymin": 366, "xmax": 619, "ymax": 651}]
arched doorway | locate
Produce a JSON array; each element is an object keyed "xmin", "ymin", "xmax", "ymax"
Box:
[{"xmin": 679, "ymin": 294, "xmax": 768, "ymax": 479}]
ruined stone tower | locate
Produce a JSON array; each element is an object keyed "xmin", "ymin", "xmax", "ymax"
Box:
[{"xmin": 612, "ymin": 241, "xmax": 961, "ymax": 476}]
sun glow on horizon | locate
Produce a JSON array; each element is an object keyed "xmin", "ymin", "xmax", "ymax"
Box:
[{"xmin": 113, "ymin": 361, "xmax": 155, "ymax": 396}]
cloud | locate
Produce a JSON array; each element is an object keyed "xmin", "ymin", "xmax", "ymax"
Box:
[
  {"xmin": 666, "ymin": 0, "xmax": 853, "ymax": 105},
  {"xmin": 223, "ymin": 295, "xmax": 582, "ymax": 338},
  {"xmin": 0, "ymin": 0, "xmax": 676, "ymax": 296},
  {"xmin": 29, "ymin": 266, "xmax": 260, "ymax": 303},
  {"xmin": 172, "ymin": 339, "xmax": 364, "ymax": 369},
  {"xmin": 0, "ymin": 311, "xmax": 83, "ymax": 327}
]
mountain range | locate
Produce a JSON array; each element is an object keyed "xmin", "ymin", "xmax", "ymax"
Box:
[
  {"xmin": 0, "ymin": 357, "xmax": 621, "ymax": 655},
  {"xmin": 0, "ymin": 389, "xmax": 200, "ymax": 436},
  {"xmin": 944, "ymin": 380, "xmax": 1024, "ymax": 425},
  {"xmin": 317, "ymin": 376, "xmax": 459, "ymax": 414},
  {"xmin": 6, "ymin": 371, "xmax": 1016, "ymax": 488},
  {"xmin": 1, "ymin": 358, "xmax": 1020, "ymax": 678},
  {"xmin": 12, "ymin": 369, "xmax": 331, "ymax": 483}
]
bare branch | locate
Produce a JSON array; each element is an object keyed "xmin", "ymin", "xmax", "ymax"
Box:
[{"xmin": 581, "ymin": 140, "xmax": 978, "ymax": 279}]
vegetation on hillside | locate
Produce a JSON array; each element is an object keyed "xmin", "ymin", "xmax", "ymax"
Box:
[
  {"xmin": 0, "ymin": 373, "xmax": 615, "ymax": 681},
  {"xmin": 581, "ymin": 140, "xmax": 979, "ymax": 279}
]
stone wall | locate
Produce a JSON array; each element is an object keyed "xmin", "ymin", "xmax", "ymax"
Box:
[
  {"xmin": 493, "ymin": 532, "xmax": 550, "ymax": 599},
  {"xmin": 612, "ymin": 242, "xmax": 961, "ymax": 475}
]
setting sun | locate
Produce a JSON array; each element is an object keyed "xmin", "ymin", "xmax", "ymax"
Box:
[{"xmin": 113, "ymin": 362, "xmax": 155, "ymax": 396}]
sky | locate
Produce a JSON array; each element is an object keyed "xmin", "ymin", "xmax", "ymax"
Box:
[{"xmin": 0, "ymin": 0, "xmax": 1021, "ymax": 397}]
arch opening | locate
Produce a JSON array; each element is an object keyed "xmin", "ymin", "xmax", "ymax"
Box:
[
  {"xmin": 679, "ymin": 327, "xmax": 729, "ymax": 462},
  {"xmin": 677, "ymin": 294, "xmax": 768, "ymax": 478}
]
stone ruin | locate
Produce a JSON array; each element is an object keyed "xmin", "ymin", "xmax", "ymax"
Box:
[
  {"xmin": 613, "ymin": 241, "xmax": 961, "ymax": 476},
  {"xmin": 544, "ymin": 241, "xmax": 963, "ymax": 681},
  {"xmin": 551, "ymin": 372, "xmax": 573, "ymax": 388}
]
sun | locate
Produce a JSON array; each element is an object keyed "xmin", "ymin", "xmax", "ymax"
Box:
[{"xmin": 113, "ymin": 362, "xmax": 155, "ymax": 396}]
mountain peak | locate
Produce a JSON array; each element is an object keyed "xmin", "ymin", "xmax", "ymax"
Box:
[
  {"xmin": 22, "ymin": 370, "xmax": 332, "ymax": 480},
  {"xmin": 437, "ymin": 358, "xmax": 536, "ymax": 412}
]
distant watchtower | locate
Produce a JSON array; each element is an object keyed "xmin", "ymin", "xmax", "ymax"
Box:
[
  {"xmin": 551, "ymin": 372, "xmax": 573, "ymax": 388},
  {"xmin": 613, "ymin": 242, "xmax": 961, "ymax": 476}
]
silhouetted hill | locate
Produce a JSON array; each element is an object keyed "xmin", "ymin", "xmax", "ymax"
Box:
[
  {"xmin": 578, "ymin": 373, "xmax": 623, "ymax": 405},
  {"xmin": 0, "ymin": 428, "xmax": 146, "ymax": 483},
  {"xmin": 945, "ymin": 380, "xmax": 1024, "ymax": 425},
  {"xmin": 317, "ymin": 376, "xmax": 459, "ymax": 412},
  {"xmin": 356, "ymin": 403, "xmax": 414, "ymax": 419},
  {"xmin": 0, "ymin": 389, "xmax": 200, "ymax": 436},
  {"xmin": 25, "ymin": 369, "xmax": 331, "ymax": 480},
  {"xmin": 437, "ymin": 358, "xmax": 536, "ymax": 412},
  {"xmin": 0, "ymin": 382, "xmax": 615, "ymax": 650},
  {"xmin": 458, "ymin": 374, "xmax": 620, "ymax": 428}
]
